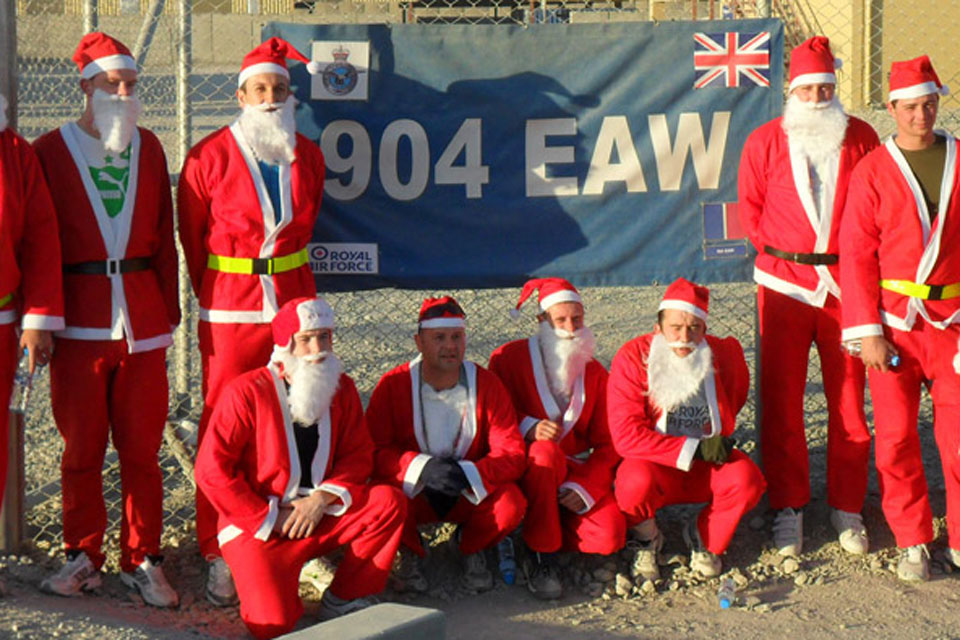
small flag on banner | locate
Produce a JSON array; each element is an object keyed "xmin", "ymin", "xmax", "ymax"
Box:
[
  {"xmin": 703, "ymin": 202, "xmax": 748, "ymax": 260},
  {"xmin": 694, "ymin": 31, "xmax": 771, "ymax": 89}
]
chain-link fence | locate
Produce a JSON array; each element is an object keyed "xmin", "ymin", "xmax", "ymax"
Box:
[{"xmin": 11, "ymin": 0, "xmax": 939, "ymax": 557}]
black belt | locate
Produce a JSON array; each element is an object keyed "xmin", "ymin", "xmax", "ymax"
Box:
[
  {"xmin": 764, "ymin": 245, "xmax": 838, "ymax": 266},
  {"xmin": 63, "ymin": 257, "xmax": 151, "ymax": 275}
]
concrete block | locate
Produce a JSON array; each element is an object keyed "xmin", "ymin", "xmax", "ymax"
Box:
[{"xmin": 279, "ymin": 603, "xmax": 445, "ymax": 639}]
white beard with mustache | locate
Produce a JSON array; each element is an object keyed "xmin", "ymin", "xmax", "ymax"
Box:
[
  {"xmin": 781, "ymin": 93, "xmax": 848, "ymax": 166},
  {"xmin": 275, "ymin": 350, "xmax": 343, "ymax": 426},
  {"xmin": 92, "ymin": 89, "xmax": 142, "ymax": 155},
  {"xmin": 237, "ymin": 96, "xmax": 297, "ymax": 165},
  {"xmin": 538, "ymin": 321, "xmax": 596, "ymax": 407},
  {"xmin": 645, "ymin": 333, "xmax": 713, "ymax": 413},
  {"xmin": 0, "ymin": 93, "xmax": 7, "ymax": 132}
]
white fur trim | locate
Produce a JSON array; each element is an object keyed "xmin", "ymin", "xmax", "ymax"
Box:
[
  {"xmin": 254, "ymin": 496, "xmax": 279, "ymax": 541},
  {"xmin": 519, "ymin": 416, "xmax": 539, "ymax": 438},
  {"xmin": 789, "ymin": 72, "xmax": 836, "ymax": 92},
  {"xmin": 953, "ymin": 339, "xmax": 960, "ymax": 375},
  {"xmin": 458, "ymin": 460, "xmax": 488, "ymax": 505},
  {"xmin": 657, "ymin": 299, "xmax": 707, "ymax": 321},
  {"xmin": 238, "ymin": 62, "xmax": 289, "ymax": 88},
  {"xmin": 0, "ymin": 310, "xmax": 15, "ymax": 325},
  {"xmin": 402, "ymin": 453, "xmax": 433, "ymax": 498},
  {"xmin": 217, "ymin": 525, "xmax": 243, "ymax": 547},
  {"xmin": 297, "ymin": 298, "xmax": 334, "ymax": 330},
  {"xmin": 539, "ymin": 290, "xmax": 582, "ymax": 312},
  {"xmin": 889, "ymin": 81, "xmax": 945, "ymax": 101},
  {"xmin": 676, "ymin": 437, "xmax": 699, "ymax": 471},
  {"xmin": 317, "ymin": 483, "xmax": 351, "ymax": 516},
  {"xmin": 841, "ymin": 324, "xmax": 884, "ymax": 342},
  {"xmin": 21, "ymin": 314, "xmax": 65, "ymax": 331},
  {"xmin": 81, "ymin": 54, "xmax": 136, "ymax": 79},
  {"xmin": 558, "ymin": 481, "xmax": 594, "ymax": 514},
  {"xmin": 419, "ymin": 317, "xmax": 465, "ymax": 329}
]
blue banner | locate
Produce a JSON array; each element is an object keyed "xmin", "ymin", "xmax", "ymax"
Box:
[{"xmin": 264, "ymin": 20, "xmax": 783, "ymax": 290}]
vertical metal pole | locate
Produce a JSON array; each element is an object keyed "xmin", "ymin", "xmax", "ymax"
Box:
[
  {"xmin": 756, "ymin": 0, "xmax": 770, "ymax": 18},
  {"xmin": 84, "ymin": 0, "xmax": 99, "ymax": 34},
  {"xmin": 0, "ymin": 0, "xmax": 16, "ymax": 132},
  {"xmin": 174, "ymin": 0, "xmax": 192, "ymax": 402}
]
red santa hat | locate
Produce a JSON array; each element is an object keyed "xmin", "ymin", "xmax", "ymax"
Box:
[
  {"xmin": 889, "ymin": 55, "xmax": 949, "ymax": 101},
  {"xmin": 418, "ymin": 296, "xmax": 466, "ymax": 329},
  {"xmin": 73, "ymin": 32, "xmax": 137, "ymax": 80},
  {"xmin": 658, "ymin": 278, "xmax": 709, "ymax": 321},
  {"xmin": 272, "ymin": 295, "xmax": 335, "ymax": 350},
  {"xmin": 238, "ymin": 37, "xmax": 322, "ymax": 88},
  {"xmin": 510, "ymin": 277, "xmax": 582, "ymax": 319},
  {"xmin": 789, "ymin": 36, "xmax": 841, "ymax": 92}
]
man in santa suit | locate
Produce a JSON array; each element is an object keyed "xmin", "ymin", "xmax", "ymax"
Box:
[
  {"xmin": 32, "ymin": 32, "xmax": 180, "ymax": 607},
  {"xmin": 195, "ymin": 296, "xmax": 405, "ymax": 639},
  {"xmin": 841, "ymin": 55, "xmax": 960, "ymax": 582},
  {"xmin": 0, "ymin": 91, "xmax": 65, "ymax": 592},
  {"xmin": 366, "ymin": 296, "xmax": 527, "ymax": 593},
  {"xmin": 177, "ymin": 37, "xmax": 325, "ymax": 604},
  {"xmin": 738, "ymin": 36, "xmax": 880, "ymax": 557},
  {"xmin": 488, "ymin": 278, "xmax": 623, "ymax": 599},
  {"xmin": 608, "ymin": 278, "xmax": 766, "ymax": 580}
]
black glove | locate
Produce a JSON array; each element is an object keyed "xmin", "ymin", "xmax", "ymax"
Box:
[
  {"xmin": 695, "ymin": 435, "xmax": 735, "ymax": 464},
  {"xmin": 423, "ymin": 487, "xmax": 460, "ymax": 518},
  {"xmin": 421, "ymin": 458, "xmax": 470, "ymax": 496}
]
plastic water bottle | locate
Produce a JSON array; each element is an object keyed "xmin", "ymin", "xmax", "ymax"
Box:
[
  {"xmin": 497, "ymin": 537, "xmax": 516, "ymax": 585},
  {"xmin": 717, "ymin": 577, "xmax": 737, "ymax": 609},
  {"xmin": 9, "ymin": 350, "xmax": 32, "ymax": 412},
  {"xmin": 842, "ymin": 340, "xmax": 901, "ymax": 367}
]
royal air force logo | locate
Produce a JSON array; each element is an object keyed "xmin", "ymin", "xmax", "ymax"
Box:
[{"xmin": 322, "ymin": 46, "xmax": 363, "ymax": 96}]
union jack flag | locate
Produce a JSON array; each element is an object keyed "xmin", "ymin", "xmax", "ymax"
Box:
[{"xmin": 693, "ymin": 32, "xmax": 771, "ymax": 89}]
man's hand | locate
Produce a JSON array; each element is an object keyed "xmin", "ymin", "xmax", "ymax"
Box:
[
  {"xmin": 558, "ymin": 489, "xmax": 587, "ymax": 513},
  {"xmin": 280, "ymin": 492, "xmax": 332, "ymax": 539},
  {"xmin": 527, "ymin": 419, "xmax": 561, "ymax": 443},
  {"xmin": 20, "ymin": 329, "xmax": 53, "ymax": 375},
  {"xmin": 695, "ymin": 434, "xmax": 733, "ymax": 464},
  {"xmin": 861, "ymin": 335, "xmax": 898, "ymax": 373}
]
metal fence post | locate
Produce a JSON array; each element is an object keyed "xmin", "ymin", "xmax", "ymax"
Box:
[
  {"xmin": 83, "ymin": 0, "xmax": 99, "ymax": 34},
  {"xmin": 173, "ymin": 0, "xmax": 193, "ymax": 401}
]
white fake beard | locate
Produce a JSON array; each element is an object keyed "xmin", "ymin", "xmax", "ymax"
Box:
[
  {"xmin": 277, "ymin": 351, "xmax": 342, "ymax": 426},
  {"xmin": 92, "ymin": 89, "xmax": 141, "ymax": 154},
  {"xmin": 538, "ymin": 321, "xmax": 595, "ymax": 404},
  {"xmin": 781, "ymin": 94, "xmax": 848, "ymax": 166},
  {"xmin": 645, "ymin": 333, "xmax": 713, "ymax": 413},
  {"xmin": 0, "ymin": 93, "xmax": 7, "ymax": 132},
  {"xmin": 237, "ymin": 96, "xmax": 297, "ymax": 165}
]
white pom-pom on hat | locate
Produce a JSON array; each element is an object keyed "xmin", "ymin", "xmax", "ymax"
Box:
[
  {"xmin": 306, "ymin": 60, "xmax": 322, "ymax": 75},
  {"xmin": 953, "ymin": 338, "xmax": 960, "ymax": 374}
]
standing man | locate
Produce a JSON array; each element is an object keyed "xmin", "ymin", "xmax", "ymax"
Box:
[
  {"xmin": 33, "ymin": 32, "xmax": 180, "ymax": 606},
  {"xmin": 739, "ymin": 36, "xmax": 879, "ymax": 556},
  {"xmin": 608, "ymin": 279, "xmax": 766, "ymax": 579},
  {"xmin": 366, "ymin": 297, "xmax": 527, "ymax": 593},
  {"xmin": 0, "ymin": 92, "xmax": 65, "ymax": 593},
  {"xmin": 196, "ymin": 296, "xmax": 405, "ymax": 639},
  {"xmin": 178, "ymin": 37, "xmax": 325, "ymax": 604},
  {"xmin": 841, "ymin": 55, "xmax": 960, "ymax": 582},
  {"xmin": 489, "ymin": 278, "xmax": 623, "ymax": 599}
]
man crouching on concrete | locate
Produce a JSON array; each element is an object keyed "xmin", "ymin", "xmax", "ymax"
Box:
[{"xmin": 195, "ymin": 295, "xmax": 406, "ymax": 639}]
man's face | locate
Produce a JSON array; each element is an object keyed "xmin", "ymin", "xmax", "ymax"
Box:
[
  {"xmin": 792, "ymin": 82, "xmax": 835, "ymax": 104},
  {"xmin": 542, "ymin": 302, "xmax": 585, "ymax": 334},
  {"xmin": 291, "ymin": 328, "xmax": 333, "ymax": 359},
  {"xmin": 887, "ymin": 94, "xmax": 939, "ymax": 140},
  {"xmin": 82, "ymin": 68, "xmax": 138, "ymax": 98},
  {"xmin": 654, "ymin": 309, "xmax": 706, "ymax": 358},
  {"xmin": 415, "ymin": 327, "xmax": 466, "ymax": 374},
  {"xmin": 237, "ymin": 73, "xmax": 290, "ymax": 109}
]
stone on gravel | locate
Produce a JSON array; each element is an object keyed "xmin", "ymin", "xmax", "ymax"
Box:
[
  {"xmin": 794, "ymin": 572, "xmax": 807, "ymax": 586},
  {"xmin": 782, "ymin": 558, "xmax": 800, "ymax": 575},
  {"xmin": 615, "ymin": 573, "xmax": 632, "ymax": 597},
  {"xmin": 744, "ymin": 595, "xmax": 762, "ymax": 608},
  {"xmin": 640, "ymin": 579, "xmax": 656, "ymax": 596}
]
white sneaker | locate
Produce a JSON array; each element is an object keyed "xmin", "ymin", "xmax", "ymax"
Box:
[
  {"xmin": 205, "ymin": 556, "xmax": 239, "ymax": 607},
  {"xmin": 121, "ymin": 557, "xmax": 179, "ymax": 608},
  {"xmin": 462, "ymin": 551, "xmax": 494, "ymax": 591},
  {"xmin": 40, "ymin": 552, "xmax": 102, "ymax": 597},
  {"xmin": 683, "ymin": 520, "xmax": 722, "ymax": 578},
  {"xmin": 947, "ymin": 547, "xmax": 960, "ymax": 569},
  {"xmin": 897, "ymin": 544, "xmax": 930, "ymax": 582},
  {"xmin": 317, "ymin": 590, "xmax": 377, "ymax": 620},
  {"xmin": 773, "ymin": 508, "xmax": 803, "ymax": 556},
  {"xmin": 830, "ymin": 509, "xmax": 869, "ymax": 555},
  {"xmin": 299, "ymin": 557, "xmax": 337, "ymax": 593},
  {"xmin": 627, "ymin": 520, "xmax": 663, "ymax": 581}
]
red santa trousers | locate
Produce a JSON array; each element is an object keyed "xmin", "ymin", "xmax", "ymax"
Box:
[
  {"xmin": 0, "ymin": 324, "xmax": 17, "ymax": 508},
  {"xmin": 221, "ymin": 484, "xmax": 406, "ymax": 640},
  {"xmin": 869, "ymin": 318, "xmax": 960, "ymax": 549},
  {"xmin": 758, "ymin": 286, "xmax": 871, "ymax": 512},
  {"xmin": 402, "ymin": 483, "xmax": 526, "ymax": 556},
  {"xmin": 615, "ymin": 451, "xmax": 766, "ymax": 554},
  {"xmin": 49, "ymin": 338, "xmax": 168, "ymax": 571},
  {"xmin": 521, "ymin": 440, "xmax": 625, "ymax": 555},
  {"xmin": 195, "ymin": 320, "xmax": 273, "ymax": 558}
]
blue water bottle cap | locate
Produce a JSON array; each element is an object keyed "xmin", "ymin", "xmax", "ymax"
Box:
[
  {"xmin": 719, "ymin": 598, "xmax": 732, "ymax": 609},
  {"xmin": 889, "ymin": 354, "xmax": 901, "ymax": 367}
]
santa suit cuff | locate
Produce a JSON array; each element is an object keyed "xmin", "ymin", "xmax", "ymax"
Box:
[
  {"xmin": 842, "ymin": 324, "xmax": 884, "ymax": 342},
  {"xmin": 558, "ymin": 481, "xmax": 594, "ymax": 514},
  {"xmin": 458, "ymin": 460, "xmax": 489, "ymax": 505},
  {"xmin": 519, "ymin": 416, "xmax": 539, "ymax": 438},
  {"xmin": 254, "ymin": 496, "xmax": 280, "ymax": 541},
  {"xmin": 315, "ymin": 483, "xmax": 351, "ymax": 516},
  {"xmin": 21, "ymin": 313, "xmax": 65, "ymax": 331},
  {"xmin": 676, "ymin": 437, "xmax": 699, "ymax": 472},
  {"xmin": 402, "ymin": 453, "xmax": 433, "ymax": 498}
]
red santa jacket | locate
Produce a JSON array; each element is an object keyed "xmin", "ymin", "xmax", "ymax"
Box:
[
  {"xmin": 488, "ymin": 336, "xmax": 620, "ymax": 512},
  {"xmin": 607, "ymin": 333, "xmax": 749, "ymax": 472},
  {"xmin": 739, "ymin": 116, "xmax": 879, "ymax": 306},
  {"xmin": 365, "ymin": 357, "xmax": 526, "ymax": 505},
  {"xmin": 0, "ymin": 128, "xmax": 64, "ymax": 330},
  {"xmin": 33, "ymin": 124, "xmax": 179, "ymax": 352},
  {"xmin": 841, "ymin": 134, "xmax": 960, "ymax": 339},
  {"xmin": 195, "ymin": 363, "xmax": 372, "ymax": 546},
  {"xmin": 177, "ymin": 123, "xmax": 325, "ymax": 329}
]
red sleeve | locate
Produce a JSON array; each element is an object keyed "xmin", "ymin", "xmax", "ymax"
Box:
[
  {"xmin": 176, "ymin": 146, "xmax": 210, "ymax": 298},
  {"xmin": 738, "ymin": 127, "xmax": 768, "ymax": 252},
  {"xmin": 365, "ymin": 369, "xmax": 422, "ymax": 487},
  {"xmin": 487, "ymin": 343, "xmax": 529, "ymax": 427},
  {"xmin": 323, "ymin": 376, "xmax": 374, "ymax": 493},
  {"xmin": 146, "ymin": 136, "xmax": 180, "ymax": 327},
  {"xmin": 839, "ymin": 159, "xmax": 884, "ymax": 335},
  {"xmin": 565, "ymin": 365, "xmax": 619, "ymax": 501},
  {"xmin": 470, "ymin": 371, "xmax": 527, "ymax": 489}
]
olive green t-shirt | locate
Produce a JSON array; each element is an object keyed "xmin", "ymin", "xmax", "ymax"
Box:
[{"xmin": 900, "ymin": 134, "xmax": 946, "ymax": 224}]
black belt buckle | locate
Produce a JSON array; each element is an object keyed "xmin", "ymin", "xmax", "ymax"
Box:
[
  {"xmin": 251, "ymin": 258, "xmax": 273, "ymax": 275},
  {"xmin": 927, "ymin": 284, "xmax": 944, "ymax": 300}
]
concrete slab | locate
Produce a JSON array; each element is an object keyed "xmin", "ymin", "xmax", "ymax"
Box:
[{"xmin": 279, "ymin": 603, "xmax": 445, "ymax": 639}]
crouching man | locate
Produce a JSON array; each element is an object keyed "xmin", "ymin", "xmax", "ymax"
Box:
[
  {"xmin": 195, "ymin": 296, "xmax": 405, "ymax": 639},
  {"xmin": 608, "ymin": 278, "xmax": 766, "ymax": 580}
]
